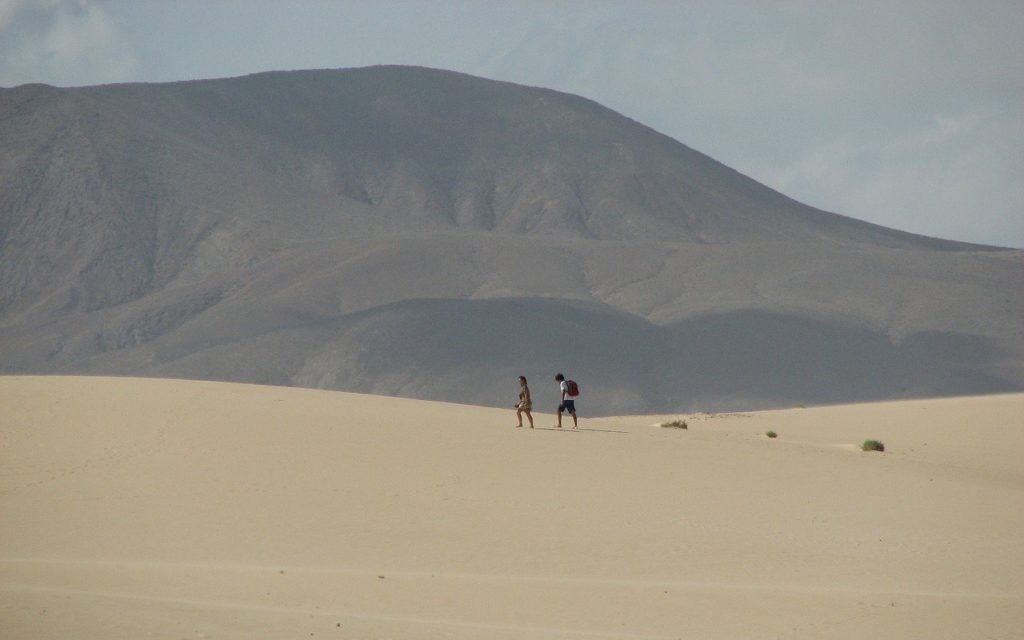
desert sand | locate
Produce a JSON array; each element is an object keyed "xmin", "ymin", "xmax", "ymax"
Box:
[{"xmin": 1, "ymin": 375, "xmax": 1021, "ymax": 639}]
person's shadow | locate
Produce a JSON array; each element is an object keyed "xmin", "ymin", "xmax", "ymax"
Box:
[{"xmin": 530, "ymin": 427, "xmax": 629, "ymax": 434}]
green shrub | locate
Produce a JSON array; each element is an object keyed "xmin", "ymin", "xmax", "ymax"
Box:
[
  {"xmin": 662, "ymin": 419, "xmax": 688, "ymax": 429},
  {"xmin": 862, "ymin": 440, "xmax": 885, "ymax": 452},
  {"xmin": 766, "ymin": 431, "xmax": 777, "ymax": 438}
]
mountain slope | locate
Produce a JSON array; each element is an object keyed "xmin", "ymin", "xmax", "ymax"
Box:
[{"xmin": 1, "ymin": 66, "xmax": 1021, "ymax": 413}]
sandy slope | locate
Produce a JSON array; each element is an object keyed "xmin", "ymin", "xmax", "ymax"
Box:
[{"xmin": 1, "ymin": 376, "xmax": 1021, "ymax": 639}]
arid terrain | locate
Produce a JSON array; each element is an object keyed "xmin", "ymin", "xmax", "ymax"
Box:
[
  {"xmin": 2, "ymin": 67, "xmax": 1022, "ymax": 414},
  {"xmin": 2, "ymin": 376, "xmax": 1021, "ymax": 639}
]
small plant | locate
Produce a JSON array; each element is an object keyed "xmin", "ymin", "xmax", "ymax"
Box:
[
  {"xmin": 862, "ymin": 440, "xmax": 885, "ymax": 452},
  {"xmin": 662, "ymin": 419, "xmax": 688, "ymax": 429},
  {"xmin": 766, "ymin": 431, "xmax": 777, "ymax": 438}
]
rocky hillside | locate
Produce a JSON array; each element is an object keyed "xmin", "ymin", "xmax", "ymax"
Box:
[{"xmin": 1, "ymin": 66, "xmax": 1020, "ymax": 413}]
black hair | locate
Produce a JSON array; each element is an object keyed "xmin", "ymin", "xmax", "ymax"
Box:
[
  {"xmin": 518, "ymin": 376, "xmax": 527, "ymax": 384},
  {"xmin": 555, "ymin": 373, "xmax": 564, "ymax": 381}
]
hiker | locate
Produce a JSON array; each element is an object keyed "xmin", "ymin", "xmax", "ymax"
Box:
[
  {"xmin": 515, "ymin": 376, "xmax": 534, "ymax": 428},
  {"xmin": 555, "ymin": 373, "xmax": 578, "ymax": 430}
]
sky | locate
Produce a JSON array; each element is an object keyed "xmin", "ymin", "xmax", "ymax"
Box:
[{"xmin": 1, "ymin": 0, "xmax": 1021, "ymax": 248}]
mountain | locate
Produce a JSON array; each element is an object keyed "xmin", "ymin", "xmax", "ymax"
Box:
[{"xmin": 1, "ymin": 65, "xmax": 1021, "ymax": 414}]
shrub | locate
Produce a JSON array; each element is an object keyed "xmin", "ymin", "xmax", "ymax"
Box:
[
  {"xmin": 766, "ymin": 431, "xmax": 777, "ymax": 438},
  {"xmin": 662, "ymin": 419, "xmax": 688, "ymax": 429},
  {"xmin": 862, "ymin": 440, "xmax": 885, "ymax": 452}
]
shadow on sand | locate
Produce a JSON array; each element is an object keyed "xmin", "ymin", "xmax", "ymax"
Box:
[{"xmin": 525, "ymin": 426, "xmax": 629, "ymax": 434}]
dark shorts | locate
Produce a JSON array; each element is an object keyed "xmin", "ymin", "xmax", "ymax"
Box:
[{"xmin": 558, "ymin": 399, "xmax": 576, "ymax": 413}]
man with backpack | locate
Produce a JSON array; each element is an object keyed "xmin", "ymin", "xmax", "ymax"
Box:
[{"xmin": 555, "ymin": 373, "xmax": 579, "ymax": 430}]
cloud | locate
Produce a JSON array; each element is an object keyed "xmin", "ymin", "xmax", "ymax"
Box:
[
  {"xmin": 761, "ymin": 106, "xmax": 1024, "ymax": 246},
  {"xmin": 0, "ymin": 0, "xmax": 138, "ymax": 87},
  {"xmin": 0, "ymin": 0, "xmax": 24, "ymax": 30}
]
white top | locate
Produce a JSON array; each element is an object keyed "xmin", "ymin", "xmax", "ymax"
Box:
[{"xmin": 560, "ymin": 380, "xmax": 574, "ymax": 398}]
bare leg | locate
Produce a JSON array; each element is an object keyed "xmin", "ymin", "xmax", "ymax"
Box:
[
  {"xmin": 555, "ymin": 408, "xmax": 562, "ymax": 428},
  {"xmin": 515, "ymin": 407, "xmax": 523, "ymax": 427},
  {"xmin": 571, "ymin": 411, "xmax": 578, "ymax": 430},
  {"xmin": 524, "ymin": 410, "xmax": 534, "ymax": 428}
]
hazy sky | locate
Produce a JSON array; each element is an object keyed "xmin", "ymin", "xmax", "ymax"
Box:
[{"xmin": 2, "ymin": 0, "xmax": 1021, "ymax": 247}]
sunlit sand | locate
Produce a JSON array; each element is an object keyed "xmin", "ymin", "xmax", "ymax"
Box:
[{"xmin": 2, "ymin": 376, "xmax": 1021, "ymax": 638}]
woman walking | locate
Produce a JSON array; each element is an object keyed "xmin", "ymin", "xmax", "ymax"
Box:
[{"xmin": 515, "ymin": 376, "xmax": 534, "ymax": 428}]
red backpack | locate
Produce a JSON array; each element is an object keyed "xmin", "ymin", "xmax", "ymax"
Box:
[{"xmin": 566, "ymin": 379, "xmax": 579, "ymax": 397}]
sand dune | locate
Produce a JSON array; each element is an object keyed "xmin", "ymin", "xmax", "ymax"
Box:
[{"xmin": 1, "ymin": 376, "xmax": 1021, "ymax": 638}]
